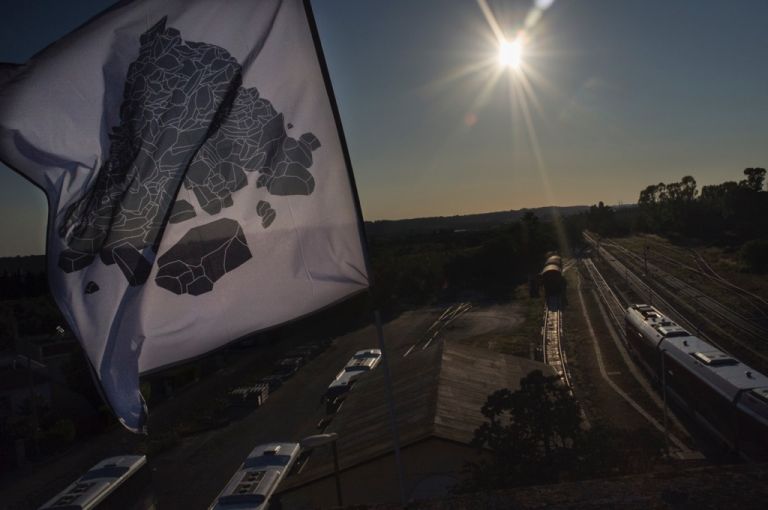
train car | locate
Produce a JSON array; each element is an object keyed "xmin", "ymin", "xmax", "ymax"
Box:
[
  {"xmin": 209, "ymin": 442, "xmax": 300, "ymax": 510},
  {"xmin": 625, "ymin": 304, "xmax": 768, "ymax": 460},
  {"xmin": 545, "ymin": 254, "xmax": 562, "ymax": 268},
  {"xmin": 39, "ymin": 455, "xmax": 154, "ymax": 510},
  {"xmin": 624, "ymin": 304, "xmax": 692, "ymax": 377},
  {"xmin": 540, "ymin": 263, "xmax": 564, "ymax": 297}
]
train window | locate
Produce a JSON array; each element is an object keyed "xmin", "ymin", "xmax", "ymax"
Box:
[
  {"xmin": 751, "ymin": 388, "xmax": 768, "ymax": 404},
  {"xmin": 663, "ymin": 331, "xmax": 689, "ymax": 338},
  {"xmin": 40, "ymin": 455, "xmax": 154, "ymax": 510},
  {"xmin": 219, "ymin": 493, "xmax": 266, "ymax": 506},
  {"xmin": 80, "ymin": 466, "xmax": 130, "ymax": 481},
  {"xmin": 692, "ymin": 351, "xmax": 738, "ymax": 366},
  {"xmin": 244, "ymin": 455, "xmax": 294, "ymax": 469}
]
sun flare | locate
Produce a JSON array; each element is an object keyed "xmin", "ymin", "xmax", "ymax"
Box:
[{"xmin": 498, "ymin": 38, "xmax": 523, "ymax": 70}]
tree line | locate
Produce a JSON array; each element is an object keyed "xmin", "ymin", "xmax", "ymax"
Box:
[
  {"xmin": 636, "ymin": 167, "xmax": 766, "ymax": 241},
  {"xmin": 569, "ymin": 168, "xmax": 768, "ymax": 271},
  {"xmin": 369, "ymin": 211, "xmax": 558, "ymax": 306}
]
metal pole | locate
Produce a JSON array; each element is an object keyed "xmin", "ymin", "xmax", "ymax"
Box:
[
  {"xmin": 661, "ymin": 352, "xmax": 670, "ymax": 458},
  {"xmin": 374, "ymin": 310, "xmax": 407, "ymax": 505},
  {"xmin": 302, "ymin": 3, "xmax": 408, "ymax": 503},
  {"xmin": 331, "ymin": 441, "xmax": 343, "ymax": 507},
  {"xmin": 26, "ymin": 353, "xmax": 40, "ymax": 456},
  {"xmin": 644, "ymin": 245, "xmax": 649, "ymax": 276}
]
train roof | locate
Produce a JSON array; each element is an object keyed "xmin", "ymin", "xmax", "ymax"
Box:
[
  {"xmin": 40, "ymin": 455, "xmax": 146, "ymax": 509},
  {"xmin": 627, "ymin": 304, "xmax": 768, "ymax": 401},
  {"xmin": 625, "ymin": 304, "xmax": 693, "ymax": 347},
  {"xmin": 541, "ymin": 264, "xmax": 562, "ymax": 275},
  {"xmin": 662, "ymin": 334, "xmax": 768, "ymax": 402},
  {"xmin": 212, "ymin": 443, "xmax": 299, "ymax": 509}
]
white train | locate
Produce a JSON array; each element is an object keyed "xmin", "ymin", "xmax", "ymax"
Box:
[
  {"xmin": 209, "ymin": 442, "xmax": 300, "ymax": 510},
  {"xmin": 39, "ymin": 455, "xmax": 154, "ymax": 510},
  {"xmin": 625, "ymin": 304, "xmax": 768, "ymax": 460},
  {"xmin": 325, "ymin": 348, "xmax": 382, "ymax": 401}
]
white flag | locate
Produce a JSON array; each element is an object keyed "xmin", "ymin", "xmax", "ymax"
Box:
[{"xmin": 0, "ymin": 0, "xmax": 369, "ymax": 431}]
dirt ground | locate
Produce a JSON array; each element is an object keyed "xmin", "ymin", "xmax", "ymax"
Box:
[
  {"xmin": 560, "ymin": 265, "xmax": 697, "ymax": 457},
  {"xmin": 444, "ymin": 287, "xmax": 540, "ymax": 358}
]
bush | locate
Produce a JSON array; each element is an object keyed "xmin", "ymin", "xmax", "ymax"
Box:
[
  {"xmin": 740, "ymin": 239, "xmax": 768, "ymax": 273},
  {"xmin": 455, "ymin": 371, "xmax": 665, "ymax": 494},
  {"xmin": 45, "ymin": 418, "xmax": 77, "ymax": 446}
]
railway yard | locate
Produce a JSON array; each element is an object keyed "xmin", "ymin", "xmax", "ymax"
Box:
[
  {"xmin": 5, "ymin": 234, "xmax": 768, "ymax": 508},
  {"xmin": 547, "ymin": 233, "xmax": 768, "ymax": 463}
]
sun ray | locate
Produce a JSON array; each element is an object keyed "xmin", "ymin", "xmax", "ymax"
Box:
[
  {"xmin": 511, "ymin": 68, "xmax": 570, "ymax": 254},
  {"xmin": 476, "ymin": 0, "xmax": 506, "ymax": 44}
]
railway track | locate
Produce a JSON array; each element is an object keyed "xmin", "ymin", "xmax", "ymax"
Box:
[
  {"xmin": 630, "ymin": 238, "xmax": 768, "ymax": 319},
  {"xmin": 584, "ymin": 233, "xmax": 704, "ymax": 339},
  {"xmin": 686, "ymin": 249, "xmax": 768, "ymax": 321},
  {"xmin": 581, "ymin": 257, "xmax": 626, "ymax": 329},
  {"xmin": 584, "ymin": 232, "xmax": 768, "ymax": 371},
  {"xmin": 642, "ymin": 245, "xmax": 768, "ymax": 321},
  {"xmin": 578, "ymin": 257, "xmax": 697, "ymax": 457},
  {"xmin": 403, "ymin": 302, "xmax": 472, "ymax": 357},
  {"xmin": 603, "ymin": 238, "xmax": 768, "ymax": 340},
  {"xmin": 542, "ymin": 297, "xmax": 571, "ymax": 388}
]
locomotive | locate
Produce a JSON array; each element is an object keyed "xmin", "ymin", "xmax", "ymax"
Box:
[{"xmin": 625, "ymin": 304, "xmax": 768, "ymax": 460}]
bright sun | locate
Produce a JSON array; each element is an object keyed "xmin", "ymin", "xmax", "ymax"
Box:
[{"xmin": 498, "ymin": 38, "xmax": 523, "ymax": 70}]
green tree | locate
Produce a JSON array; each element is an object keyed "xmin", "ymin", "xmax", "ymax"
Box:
[
  {"xmin": 740, "ymin": 239, "xmax": 768, "ymax": 273},
  {"xmin": 740, "ymin": 167, "xmax": 766, "ymax": 192},
  {"xmin": 456, "ymin": 370, "xmax": 664, "ymax": 493},
  {"xmin": 680, "ymin": 175, "xmax": 698, "ymax": 201},
  {"xmin": 458, "ymin": 370, "xmax": 583, "ymax": 491},
  {"xmin": 586, "ymin": 201, "xmax": 618, "ymax": 235}
]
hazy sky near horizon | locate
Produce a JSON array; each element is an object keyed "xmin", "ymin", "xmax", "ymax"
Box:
[{"xmin": 1, "ymin": 0, "xmax": 767, "ymax": 256}]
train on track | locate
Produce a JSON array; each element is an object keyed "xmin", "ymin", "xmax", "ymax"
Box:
[
  {"xmin": 540, "ymin": 253, "xmax": 565, "ymax": 297},
  {"xmin": 625, "ymin": 304, "xmax": 768, "ymax": 460}
]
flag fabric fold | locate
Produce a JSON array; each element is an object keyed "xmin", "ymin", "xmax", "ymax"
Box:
[{"xmin": 0, "ymin": 0, "xmax": 368, "ymax": 431}]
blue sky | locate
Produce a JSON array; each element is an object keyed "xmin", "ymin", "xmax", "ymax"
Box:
[{"xmin": 1, "ymin": 0, "xmax": 767, "ymax": 255}]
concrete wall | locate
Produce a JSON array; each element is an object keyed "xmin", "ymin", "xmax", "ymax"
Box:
[{"xmin": 280, "ymin": 438, "xmax": 489, "ymax": 508}]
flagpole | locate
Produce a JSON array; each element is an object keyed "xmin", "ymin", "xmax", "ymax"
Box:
[
  {"xmin": 373, "ymin": 309, "xmax": 407, "ymax": 503},
  {"xmin": 302, "ymin": 0, "xmax": 407, "ymax": 504}
]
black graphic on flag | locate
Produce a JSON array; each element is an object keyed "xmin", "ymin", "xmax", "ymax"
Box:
[
  {"xmin": 169, "ymin": 200, "xmax": 197, "ymax": 224},
  {"xmin": 155, "ymin": 218, "xmax": 251, "ymax": 295},
  {"xmin": 57, "ymin": 17, "xmax": 320, "ymax": 295}
]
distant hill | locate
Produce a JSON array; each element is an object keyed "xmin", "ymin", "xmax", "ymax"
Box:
[
  {"xmin": 365, "ymin": 205, "xmax": 589, "ymax": 237},
  {"xmin": 0, "ymin": 254, "xmax": 46, "ymax": 274},
  {"xmin": 1, "ymin": 205, "xmax": 592, "ymax": 263}
]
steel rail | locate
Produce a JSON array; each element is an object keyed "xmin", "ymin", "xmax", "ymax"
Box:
[
  {"xmin": 603, "ymin": 240, "xmax": 768, "ymax": 338},
  {"xmin": 585, "ymin": 233, "xmax": 768, "ymax": 369},
  {"xmin": 542, "ymin": 297, "xmax": 572, "ymax": 389}
]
